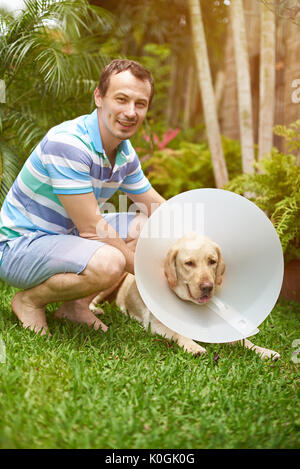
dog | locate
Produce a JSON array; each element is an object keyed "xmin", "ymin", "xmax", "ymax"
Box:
[{"xmin": 89, "ymin": 233, "xmax": 280, "ymax": 360}]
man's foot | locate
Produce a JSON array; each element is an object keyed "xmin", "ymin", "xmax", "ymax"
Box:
[
  {"xmin": 54, "ymin": 298, "xmax": 108, "ymax": 332},
  {"xmin": 11, "ymin": 291, "xmax": 49, "ymax": 335}
]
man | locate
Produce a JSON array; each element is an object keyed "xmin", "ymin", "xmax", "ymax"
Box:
[{"xmin": 0, "ymin": 59, "xmax": 165, "ymax": 335}]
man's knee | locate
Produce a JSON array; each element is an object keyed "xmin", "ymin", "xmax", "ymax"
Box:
[{"xmin": 83, "ymin": 245, "xmax": 126, "ymax": 290}]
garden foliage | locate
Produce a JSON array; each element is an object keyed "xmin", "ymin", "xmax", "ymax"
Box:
[
  {"xmin": 142, "ymin": 136, "xmax": 242, "ymax": 199},
  {"xmin": 225, "ymin": 122, "xmax": 300, "ymax": 261},
  {"xmin": 0, "ymin": 1, "xmax": 299, "ymax": 262},
  {"xmin": 141, "ymin": 122, "xmax": 300, "ymax": 261},
  {"xmin": 0, "ymin": 0, "xmax": 113, "ymax": 205}
]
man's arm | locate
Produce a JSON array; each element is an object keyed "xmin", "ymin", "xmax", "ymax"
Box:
[
  {"xmin": 57, "ymin": 192, "xmax": 135, "ymax": 274},
  {"xmin": 127, "ymin": 186, "xmax": 166, "ymax": 216}
]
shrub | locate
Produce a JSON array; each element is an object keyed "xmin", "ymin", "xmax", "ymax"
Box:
[
  {"xmin": 142, "ymin": 137, "xmax": 242, "ymax": 199},
  {"xmin": 226, "ymin": 149, "xmax": 300, "ymax": 261}
]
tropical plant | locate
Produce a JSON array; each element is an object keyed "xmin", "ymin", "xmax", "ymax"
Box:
[
  {"xmin": 0, "ymin": 0, "xmax": 113, "ymax": 205},
  {"xmin": 142, "ymin": 136, "xmax": 242, "ymax": 200},
  {"xmin": 273, "ymin": 119, "xmax": 300, "ymax": 152},
  {"xmin": 133, "ymin": 127, "xmax": 181, "ymax": 162},
  {"xmin": 143, "ymin": 143, "xmax": 214, "ymax": 199},
  {"xmin": 137, "ymin": 43, "xmax": 171, "ymax": 124},
  {"xmin": 225, "ymin": 122, "xmax": 300, "ymax": 261}
]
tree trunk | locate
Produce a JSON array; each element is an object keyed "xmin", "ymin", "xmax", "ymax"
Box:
[
  {"xmin": 188, "ymin": 0, "xmax": 229, "ymax": 188},
  {"xmin": 273, "ymin": 17, "xmax": 286, "ymax": 154},
  {"xmin": 283, "ymin": 0, "xmax": 300, "ymax": 163},
  {"xmin": 258, "ymin": 3, "xmax": 276, "ymax": 160},
  {"xmin": 231, "ymin": 0, "xmax": 255, "ymax": 174},
  {"xmin": 183, "ymin": 63, "xmax": 195, "ymax": 128},
  {"xmin": 214, "ymin": 70, "xmax": 225, "ymax": 115},
  {"xmin": 166, "ymin": 54, "xmax": 178, "ymax": 126}
]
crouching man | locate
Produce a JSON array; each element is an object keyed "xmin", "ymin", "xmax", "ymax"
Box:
[{"xmin": 0, "ymin": 59, "xmax": 165, "ymax": 334}]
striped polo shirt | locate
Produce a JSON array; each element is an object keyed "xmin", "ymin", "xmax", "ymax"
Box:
[{"xmin": 0, "ymin": 108, "xmax": 151, "ymax": 243}]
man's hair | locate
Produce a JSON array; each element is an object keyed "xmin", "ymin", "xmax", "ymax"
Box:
[{"xmin": 97, "ymin": 59, "xmax": 154, "ymax": 106}]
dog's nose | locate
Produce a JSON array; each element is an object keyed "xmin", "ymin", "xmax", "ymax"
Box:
[{"xmin": 200, "ymin": 282, "xmax": 213, "ymax": 295}]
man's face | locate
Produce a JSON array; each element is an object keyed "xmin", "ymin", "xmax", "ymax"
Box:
[{"xmin": 94, "ymin": 70, "xmax": 151, "ymax": 145}]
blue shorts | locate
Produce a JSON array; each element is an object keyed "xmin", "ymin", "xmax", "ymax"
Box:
[{"xmin": 0, "ymin": 212, "xmax": 136, "ymax": 290}]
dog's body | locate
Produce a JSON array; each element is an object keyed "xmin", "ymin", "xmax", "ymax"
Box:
[
  {"xmin": 90, "ymin": 233, "xmax": 280, "ymax": 360},
  {"xmin": 90, "ymin": 272, "xmax": 207, "ymax": 355}
]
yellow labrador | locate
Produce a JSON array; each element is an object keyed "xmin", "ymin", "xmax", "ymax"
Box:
[{"xmin": 90, "ymin": 233, "xmax": 280, "ymax": 360}]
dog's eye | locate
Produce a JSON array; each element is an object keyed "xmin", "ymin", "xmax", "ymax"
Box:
[
  {"xmin": 185, "ymin": 261, "xmax": 195, "ymax": 267},
  {"xmin": 208, "ymin": 259, "xmax": 217, "ymax": 265}
]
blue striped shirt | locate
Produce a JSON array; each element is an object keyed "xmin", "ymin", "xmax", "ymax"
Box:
[{"xmin": 0, "ymin": 109, "xmax": 151, "ymax": 242}]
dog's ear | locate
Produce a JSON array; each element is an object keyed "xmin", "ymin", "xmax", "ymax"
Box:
[
  {"xmin": 216, "ymin": 246, "xmax": 225, "ymax": 285},
  {"xmin": 164, "ymin": 246, "xmax": 179, "ymax": 288}
]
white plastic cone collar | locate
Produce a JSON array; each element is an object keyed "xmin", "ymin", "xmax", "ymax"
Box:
[{"xmin": 134, "ymin": 189, "xmax": 284, "ymax": 343}]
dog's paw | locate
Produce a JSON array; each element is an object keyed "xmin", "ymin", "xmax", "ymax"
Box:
[
  {"xmin": 182, "ymin": 340, "xmax": 207, "ymax": 356},
  {"xmin": 89, "ymin": 303, "xmax": 104, "ymax": 315},
  {"xmin": 252, "ymin": 344, "xmax": 281, "ymax": 361},
  {"xmin": 258, "ymin": 348, "xmax": 280, "ymax": 361}
]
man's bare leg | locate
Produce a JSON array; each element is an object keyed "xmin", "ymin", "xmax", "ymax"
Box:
[
  {"xmin": 11, "ymin": 245, "xmax": 125, "ymax": 335},
  {"xmin": 58, "ymin": 240, "xmax": 137, "ymax": 326},
  {"xmin": 54, "ymin": 294, "xmax": 109, "ymax": 332},
  {"xmin": 12, "ymin": 293, "xmax": 49, "ymax": 335},
  {"xmin": 62, "ymin": 213, "xmax": 148, "ymax": 324}
]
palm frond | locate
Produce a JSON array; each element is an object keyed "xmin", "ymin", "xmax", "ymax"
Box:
[
  {"xmin": 0, "ymin": 142, "xmax": 20, "ymax": 206},
  {"xmin": 1, "ymin": 0, "xmax": 113, "ymax": 86},
  {"xmin": 0, "ymin": 0, "xmax": 114, "ymax": 204},
  {"xmin": 4, "ymin": 108, "xmax": 46, "ymax": 157}
]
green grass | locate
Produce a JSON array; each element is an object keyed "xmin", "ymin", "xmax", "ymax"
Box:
[{"xmin": 0, "ymin": 280, "xmax": 299, "ymax": 449}]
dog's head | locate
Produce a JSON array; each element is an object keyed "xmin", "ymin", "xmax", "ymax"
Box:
[{"xmin": 164, "ymin": 233, "xmax": 225, "ymax": 304}]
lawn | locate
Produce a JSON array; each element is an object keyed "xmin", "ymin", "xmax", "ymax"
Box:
[{"xmin": 0, "ymin": 280, "xmax": 299, "ymax": 449}]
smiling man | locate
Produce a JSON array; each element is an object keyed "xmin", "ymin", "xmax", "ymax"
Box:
[{"xmin": 0, "ymin": 59, "xmax": 165, "ymax": 335}]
